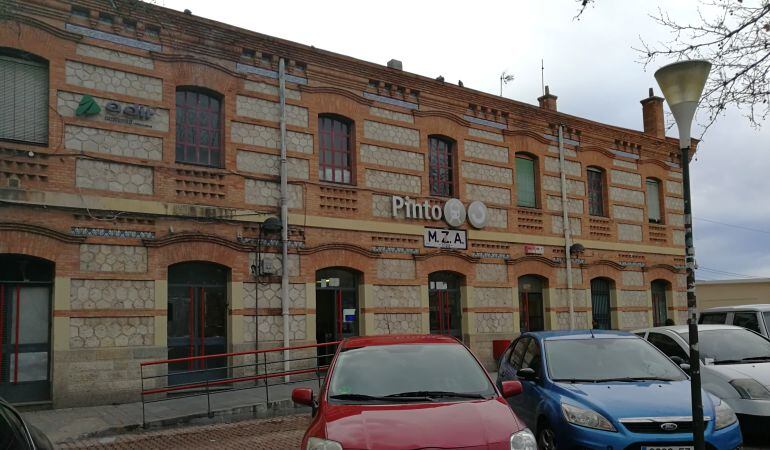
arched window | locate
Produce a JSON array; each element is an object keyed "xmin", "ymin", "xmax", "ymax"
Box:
[
  {"xmin": 646, "ymin": 178, "xmax": 663, "ymax": 223},
  {"xmin": 591, "ymin": 278, "xmax": 613, "ymax": 329},
  {"xmin": 519, "ymin": 275, "xmax": 546, "ymax": 332},
  {"xmin": 651, "ymin": 280, "xmax": 670, "ymax": 326},
  {"xmin": 175, "ymin": 88, "xmax": 222, "ymax": 167},
  {"xmin": 587, "ymin": 166, "xmax": 606, "ymax": 217},
  {"xmin": 429, "ymin": 136, "xmax": 455, "ymax": 197},
  {"xmin": 318, "ymin": 115, "xmax": 353, "ymax": 184},
  {"xmin": 0, "ymin": 48, "xmax": 49, "ymax": 145},
  {"xmin": 429, "ymin": 271, "xmax": 464, "ymax": 339},
  {"xmin": 515, "ymin": 153, "xmax": 538, "ymax": 208}
]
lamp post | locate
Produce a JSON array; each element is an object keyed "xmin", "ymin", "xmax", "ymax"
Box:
[{"xmin": 654, "ymin": 59, "xmax": 711, "ymax": 450}]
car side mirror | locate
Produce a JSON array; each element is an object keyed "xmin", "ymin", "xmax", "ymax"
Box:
[
  {"xmin": 501, "ymin": 380, "xmax": 523, "ymax": 398},
  {"xmin": 670, "ymin": 356, "xmax": 684, "ymax": 365},
  {"xmin": 292, "ymin": 387, "xmax": 314, "ymax": 407},
  {"xmin": 516, "ymin": 367, "xmax": 538, "ymax": 381},
  {"xmin": 679, "ymin": 363, "xmax": 691, "ymax": 374}
]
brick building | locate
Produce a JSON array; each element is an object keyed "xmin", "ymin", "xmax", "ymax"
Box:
[{"xmin": 1, "ymin": 0, "xmax": 691, "ymax": 407}]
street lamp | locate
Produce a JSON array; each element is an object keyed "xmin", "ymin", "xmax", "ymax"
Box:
[{"xmin": 654, "ymin": 59, "xmax": 711, "ymax": 450}]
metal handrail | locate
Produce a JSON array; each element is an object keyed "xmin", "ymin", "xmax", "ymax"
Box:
[{"xmin": 139, "ymin": 340, "xmax": 340, "ymax": 427}]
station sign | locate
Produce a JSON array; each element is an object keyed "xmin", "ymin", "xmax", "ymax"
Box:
[
  {"xmin": 391, "ymin": 195, "xmax": 488, "ymax": 229},
  {"xmin": 424, "ymin": 228, "xmax": 467, "ymax": 250}
]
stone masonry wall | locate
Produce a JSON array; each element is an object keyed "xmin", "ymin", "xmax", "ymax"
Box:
[
  {"xmin": 373, "ymin": 314, "xmax": 422, "ymax": 334},
  {"xmin": 474, "ymin": 287, "xmax": 512, "ymax": 307},
  {"xmin": 245, "ymin": 316, "xmax": 307, "ymax": 342},
  {"xmin": 611, "ymin": 169, "xmax": 642, "ymax": 188},
  {"xmin": 612, "ymin": 205, "xmax": 644, "ymax": 222},
  {"xmin": 463, "ymin": 140, "xmax": 508, "ymax": 163},
  {"xmin": 476, "ymin": 264, "xmax": 508, "ymax": 282},
  {"xmin": 476, "ymin": 313, "xmax": 513, "ymax": 333},
  {"xmin": 618, "ymin": 223, "xmax": 643, "ymax": 241},
  {"xmin": 64, "ymin": 125, "xmax": 162, "ymax": 160},
  {"xmin": 231, "ymin": 122, "xmax": 313, "ymax": 153},
  {"xmin": 365, "ymin": 169, "xmax": 421, "ymax": 194},
  {"xmin": 543, "ymin": 176, "xmax": 585, "ymax": 196},
  {"xmin": 235, "ymin": 95, "xmax": 308, "ymax": 127},
  {"xmin": 75, "ymin": 43, "xmax": 154, "ymax": 70},
  {"xmin": 236, "ymin": 150, "xmax": 309, "ymax": 179},
  {"xmin": 70, "ymin": 317, "xmax": 154, "ymax": 348},
  {"xmin": 546, "ymin": 195, "xmax": 584, "ymax": 214},
  {"xmin": 65, "ymin": 61, "xmax": 162, "ymax": 101},
  {"xmin": 244, "ymin": 80, "xmax": 300, "ymax": 100},
  {"xmin": 544, "ymin": 156, "xmax": 581, "ymax": 177},
  {"xmin": 466, "ymin": 183, "xmax": 511, "ymax": 205},
  {"xmin": 468, "ymin": 128, "xmax": 503, "ymax": 142},
  {"xmin": 363, "ymin": 120, "xmax": 420, "ymax": 147},
  {"xmin": 79, "ymin": 244, "xmax": 148, "ymax": 272},
  {"xmin": 552, "ymin": 216, "xmax": 582, "ymax": 236},
  {"xmin": 461, "ymin": 161, "xmax": 512, "ymax": 184},
  {"xmin": 372, "ymin": 285, "xmax": 421, "ymax": 308},
  {"xmin": 610, "ymin": 186, "xmax": 645, "ymax": 205},
  {"xmin": 369, "ymin": 107, "xmax": 413, "ymax": 123},
  {"xmin": 487, "ymin": 208, "xmax": 508, "ymax": 228},
  {"xmin": 360, "ymin": 144, "xmax": 424, "ymax": 171},
  {"xmin": 243, "ymin": 282, "xmax": 306, "ymax": 309},
  {"xmin": 243, "ymin": 179, "xmax": 303, "ymax": 208},
  {"xmin": 70, "ymin": 279, "xmax": 154, "ymax": 309},
  {"xmin": 376, "ymin": 259, "xmax": 416, "ymax": 279},
  {"xmin": 75, "ymin": 159, "xmax": 153, "ymax": 194}
]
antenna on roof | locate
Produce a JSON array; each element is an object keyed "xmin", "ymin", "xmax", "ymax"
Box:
[{"xmin": 541, "ymin": 59, "xmax": 545, "ymax": 96}]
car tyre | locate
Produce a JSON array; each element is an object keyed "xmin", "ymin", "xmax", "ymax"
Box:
[{"xmin": 537, "ymin": 421, "xmax": 557, "ymax": 450}]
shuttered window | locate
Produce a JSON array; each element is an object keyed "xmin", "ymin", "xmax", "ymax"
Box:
[
  {"xmin": 0, "ymin": 53, "xmax": 49, "ymax": 145},
  {"xmin": 646, "ymin": 178, "xmax": 662, "ymax": 223},
  {"xmin": 516, "ymin": 155, "xmax": 537, "ymax": 208},
  {"xmin": 588, "ymin": 167, "xmax": 605, "ymax": 216}
]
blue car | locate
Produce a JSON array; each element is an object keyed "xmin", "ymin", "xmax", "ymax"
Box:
[{"xmin": 496, "ymin": 330, "xmax": 742, "ymax": 449}]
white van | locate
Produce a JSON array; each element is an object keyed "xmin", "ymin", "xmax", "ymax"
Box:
[{"xmin": 699, "ymin": 304, "xmax": 770, "ymax": 338}]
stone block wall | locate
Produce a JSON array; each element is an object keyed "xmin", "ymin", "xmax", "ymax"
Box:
[
  {"xmin": 373, "ymin": 313, "xmax": 421, "ymax": 334},
  {"xmin": 475, "ymin": 287, "xmax": 512, "ymax": 307},
  {"xmin": 618, "ymin": 223, "xmax": 643, "ymax": 241},
  {"xmin": 545, "ymin": 156, "xmax": 581, "ymax": 177},
  {"xmin": 467, "ymin": 128, "xmax": 503, "ymax": 142},
  {"xmin": 245, "ymin": 315, "xmax": 307, "ymax": 342},
  {"xmin": 363, "ymin": 121, "xmax": 420, "ymax": 147},
  {"xmin": 486, "ymin": 208, "xmax": 508, "ymax": 228},
  {"xmin": 70, "ymin": 279, "xmax": 154, "ymax": 309},
  {"xmin": 64, "ymin": 125, "xmax": 162, "ymax": 160},
  {"xmin": 612, "ymin": 205, "xmax": 644, "ymax": 222},
  {"xmin": 543, "ymin": 176, "xmax": 585, "ymax": 196},
  {"xmin": 376, "ymin": 259, "xmax": 416, "ymax": 279},
  {"xmin": 369, "ymin": 107, "xmax": 413, "ymax": 123},
  {"xmin": 372, "ymin": 285, "xmax": 420, "ymax": 307},
  {"xmin": 65, "ymin": 61, "xmax": 162, "ymax": 100},
  {"xmin": 546, "ymin": 195, "xmax": 584, "ymax": 214},
  {"xmin": 75, "ymin": 159, "xmax": 153, "ymax": 194},
  {"xmin": 610, "ymin": 187, "xmax": 645, "ymax": 205},
  {"xmin": 476, "ymin": 313, "xmax": 513, "ymax": 333},
  {"xmin": 611, "ymin": 169, "xmax": 642, "ymax": 187},
  {"xmin": 235, "ymin": 95, "xmax": 308, "ymax": 127},
  {"xmin": 76, "ymin": 43, "xmax": 155, "ymax": 69},
  {"xmin": 243, "ymin": 179, "xmax": 303, "ymax": 208},
  {"xmin": 70, "ymin": 317, "xmax": 154, "ymax": 348},
  {"xmin": 360, "ymin": 144, "xmax": 424, "ymax": 171},
  {"xmin": 231, "ymin": 122, "xmax": 313, "ymax": 153},
  {"xmin": 463, "ymin": 140, "xmax": 508, "ymax": 163},
  {"xmin": 236, "ymin": 150, "xmax": 309, "ymax": 179},
  {"xmin": 243, "ymin": 282, "xmax": 306, "ymax": 309},
  {"xmin": 461, "ymin": 161, "xmax": 512, "ymax": 184},
  {"xmin": 365, "ymin": 169, "xmax": 421, "ymax": 194},
  {"xmin": 466, "ymin": 183, "xmax": 511, "ymax": 205},
  {"xmin": 476, "ymin": 264, "xmax": 508, "ymax": 282},
  {"xmin": 244, "ymin": 80, "xmax": 300, "ymax": 100},
  {"xmin": 552, "ymin": 216, "xmax": 582, "ymax": 236},
  {"xmin": 79, "ymin": 244, "xmax": 148, "ymax": 272}
]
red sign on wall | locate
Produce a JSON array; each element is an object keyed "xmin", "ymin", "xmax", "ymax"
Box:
[{"xmin": 524, "ymin": 245, "xmax": 544, "ymax": 255}]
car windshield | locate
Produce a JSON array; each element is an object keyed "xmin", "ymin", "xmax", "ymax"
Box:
[
  {"xmin": 327, "ymin": 343, "xmax": 496, "ymax": 401},
  {"xmin": 679, "ymin": 328, "xmax": 770, "ymax": 363},
  {"xmin": 546, "ymin": 338, "xmax": 687, "ymax": 382},
  {"xmin": 765, "ymin": 312, "xmax": 770, "ymax": 333}
]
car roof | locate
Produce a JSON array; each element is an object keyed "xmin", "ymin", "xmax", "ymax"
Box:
[
  {"xmin": 340, "ymin": 334, "xmax": 460, "ymax": 349},
  {"xmin": 525, "ymin": 329, "xmax": 637, "ymax": 341},
  {"xmin": 702, "ymin": 304, "xmax": 770, "ymax": 312},
  {"xmin": 632, "ymin": 324, "xmax": 746, "ymax": 334}
]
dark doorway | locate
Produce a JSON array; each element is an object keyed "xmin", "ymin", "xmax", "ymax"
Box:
[
  {"xmin": 0, "ymin": 254, "xmax": 53, "ymax": 403},
  {"xmin": 519, "ymin": 275, "xmax": 545, "ymax": 332},
  {"xmin": 167, "ymin": 262, "xmax": 228, "ymax": 386},
  {"xmin": 591, "ymin": 278, "xmax": 612, "ymax": 329},
  {"xmin": 652, "ymin": 280, "xmax": 669, "ymax": 326},
  {"xmin": 429, "ymin": 272, "xmax": 463, "ymax": 340},
  {"xmin": 316, "ymin": 268, "xmax": 359, "ymax": 365}
]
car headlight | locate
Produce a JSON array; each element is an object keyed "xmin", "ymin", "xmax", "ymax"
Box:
[
  {"xmin": 307, "ymin": 437, "xmax": 343, "ymax": 450},
  {"xmin": 510, "ymin": 428, "xmax": 537, "ymax": 450},
  {"xmin": 729, "ymin": 378, "xmax": 770, "ymax": 399},
  {"xmin": 561, "ymin": 403, "xmax": 616, "ymax": 432},
  {"xmin": 714, "ymin": 400, "xmax": 738, "ymax": 430}
]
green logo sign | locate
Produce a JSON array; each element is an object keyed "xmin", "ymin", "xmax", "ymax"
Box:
[{"xmin": 76, "ymin": 95, "xmax": 101, "ymax": 117}]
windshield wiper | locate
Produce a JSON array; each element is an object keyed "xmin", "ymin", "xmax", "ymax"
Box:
[
  {"xmin": 385, "ymin": 390, "xmax": 487, "ymax": 400},
  {"xmin": 739, "ymin": 356, "xmax": 770, "ymax": 362},
  {"xmin": 552, "ymin": 378, "xmax": 598, "ymax": 383},
  {"xmin": 593, "ymin": 376, "xmax": 678, "ymax": 382},
  {"xmin": 329, "ymin": 393, "xmax": 431, "ymax": 402}
]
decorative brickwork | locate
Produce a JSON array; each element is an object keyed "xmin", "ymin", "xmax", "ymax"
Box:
[
  {"xmin": 65, "ymin": 61, "xmax": 162, "ymax": 101},
  {"xmin": 372, "ymin": 285, "xmax": 420, "ymax": 307},
  {"xmin": 75, "ymin": 159, "xmax": 153, "ymax": 194},
  {"xmin": 461, "ymin": 161, "xmax": 512, "ymax": 184},
  {"xmin": 373, "ymin": 314, "xmax": 422, "ymax": 334},
  {"xmin": 545, "ymin": 156, "xmax": 581, "ymax": 176},
  {"xmin": 611, "ymin": 205, "xmax": 644, "ymax": 222},
  {"xmin": 360, "ymin": 144, "xmax": 424, "ymax": 171},
  {"xmin": 610, "ymin": 169, "xmax": 642, "ymax": 187},
  {"xmin": 365, "ymin": 169, "xmax": 421, "ymax": 194},
  {"xmin": 57, "ymin": 91, "xmax": 170, "ymax": 132},
  {"xmin": 236, "ymin": 151, "xmax": 308, "ymax": 180},
  {"xmin": 79, "ymin": 244, "xmax": 148, "ymax": 273},
  {"xmin": 235, "ymin": 95, "xmax": 308, "ymax": 127},
  {"xmin": 376, "ymin": 259, "xmax": 416, "ymax": 279},
  {"xmin": 618, "ymin": 223, "xmax": 643, "ymax": 241},
  {"xmin": 70, "ymin": 279, "xmax": 154, "ymax": 309},
  {"xmin": 243, "ymin": 80, "xmax": 300, "ymax": 100},
  {"xmin": 64, "ymin": 125, "xmax": 162, "ymax": 160},
  {"xmin": 363, "ymin": 120, "xmax": 420, "ymax": 147},
  {"xmin": 468, "ymin": 128, "xmax": 503, "ymax": 142},
  {"xmin": 463, "ymin": 140, "xmax": 508, "ymax": 163},
  {"xmin": 466, "ymin": 183, "xmax": 511, "ymax": 205},
  {"xmin": 243, "ymin": 179, "xmax": 303, "ymax": 208},
  {"xmin": 69, "ymin": 317, "xmax": 154, "ymax": 348},
  {"xmin": 231, "ymin": 123, "xmax": 313, "ymax": 153},
  {"xmin": 476, "ymin": 263, "xmax": 508, "ymax": 282},
  {"xmin": 76, "ymin": 43, "xmax": 154, "ymax": 70},
  {"xmin": 609, "ymin": 186, "xmax": 645, "ymax": 205},
  {"xmin": 369, "ymin": 107, "xmax": 413, "ymax": 123}
]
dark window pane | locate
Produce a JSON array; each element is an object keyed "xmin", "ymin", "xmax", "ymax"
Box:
[
  {"xmin": 588, "ymin": 168, "xmax": 605, "ymax": 216},
  {"xmin": 318, "ymin": 116, "xmax": 352, "ymax": 184},
  {"xmin": 175, "ymin": 89, "xmax": 222, "ymax": 167},
  {"xmin": 429, "ymin": 137, "xmax": 454, "ymax": 197}
]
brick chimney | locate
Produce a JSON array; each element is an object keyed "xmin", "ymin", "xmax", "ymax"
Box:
[
  {"xmin": 641, "ymin": 87, "xmax": 665, "ymax": 138},
  {"xmin": 537, "ymin": 85, "xmax": 557, "ymax": 111}
]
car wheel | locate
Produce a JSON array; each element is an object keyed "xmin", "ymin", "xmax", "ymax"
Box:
[{"xmin": 537, "ymin": 423, "xmax": 556, "ymax": 450}]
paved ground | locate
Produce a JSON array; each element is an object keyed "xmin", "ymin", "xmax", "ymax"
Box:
[{"xmin": 59, "ymin": 414, "xmax": 310, "ymax": 449}]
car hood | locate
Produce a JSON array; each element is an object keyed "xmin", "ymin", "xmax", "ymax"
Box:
[
  {"xmin": 707, "ymin": 361, "xmax": 770, "ymax": 386},
  {"xmin": 555, "ymin": 380, "xmax": 714, "ymax": 420},
  {"xmin": 324, "ymin": 398, "xmax": 522, "ymax": 450}
]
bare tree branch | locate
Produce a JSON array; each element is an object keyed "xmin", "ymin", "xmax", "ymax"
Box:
[{"xmin": 574, "ymin": 0, "xmax": 595, "ymax": 20}]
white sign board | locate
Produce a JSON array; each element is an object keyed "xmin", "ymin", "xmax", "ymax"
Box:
[{"xmin": 424, "ymin": 228, "xmax": 467, "ymax": 249}]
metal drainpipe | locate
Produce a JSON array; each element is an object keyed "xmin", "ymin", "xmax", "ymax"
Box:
[
  {"xmin": 558, "ymin": 125, "xmax": 576, "ymax": 330},
  {"xmin": 278, "ymin": 58, "xmax": 290, "ymax": 379}
]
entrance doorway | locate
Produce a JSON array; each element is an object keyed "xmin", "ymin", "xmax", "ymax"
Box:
[
  {"xmin": 316, "ymin": 268, "xmax": 359, "ymax": 364},
  {"xmin": 518, "ymin": 275, "xmax": 545, "ymax": 332},
  {"xmin": 651, "ymin": 280, "xmax": 669, "ymax": 326},
  {"xmin": 0, "ymin": 255, "xmax": 53, "ymax": 403},
  {"xmin": 167, "ymin": 262, "xmax": 228, "ymax": 385},
  {"xmin": 429, "ymin": 272, "xmax": 463, "ymax": 340},
  {"xmin": 591, "ymin": 278, "xmax": 612, "ymax": 329}
]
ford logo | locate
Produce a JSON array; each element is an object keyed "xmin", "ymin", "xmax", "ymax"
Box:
[{"xmin": 660, "ymin": 422, "xmax": 678, "ymax": 431}]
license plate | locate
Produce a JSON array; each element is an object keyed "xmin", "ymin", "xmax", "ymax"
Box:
[{"xmin": 642, "ymin": 447, "xmax": 694, "ymax": 450}]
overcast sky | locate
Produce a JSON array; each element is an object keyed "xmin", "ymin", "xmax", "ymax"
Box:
[{"xmin": 159, "ymin": 0, "xmax": 770, "ymax": 281}]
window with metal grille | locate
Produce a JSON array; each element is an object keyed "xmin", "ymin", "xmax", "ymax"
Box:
[
  {"xmin": 646, "ymin": 178, "xmax": 663, "ymax": 223},
  {"xmin": 175, "ymin": 88, "xmax": 222, "ymax": 168},
  {"xmin": 318, "ymin": 115, "xmax": 353, "ymax": 184},
  {"xmin": 516, "ymin": 154, "xmax": 537, "ymax": 208},
  {"xmin": 587, "ymin": 167, "xmax": 606, "ymax": 216},
  {"xmin": 651, "ymin": 280, "xmax": 669, "ymax": 326},
  {"xmin": 429, "ymin": 136, "xmax": 454, "ymax": 197},
  {"xmin": 0, "ymin": 50, "xmax": 48, "ymax": 145}
]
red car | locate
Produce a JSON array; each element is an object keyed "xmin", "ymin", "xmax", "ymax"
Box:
[{"xmin": 292, "ymin": 334, "xmax": 535, "ymax": 450}]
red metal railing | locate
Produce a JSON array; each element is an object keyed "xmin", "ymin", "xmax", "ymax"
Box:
[{"xmin": 139, "ymin": 340, "xmax": 340, "ymax": 427}]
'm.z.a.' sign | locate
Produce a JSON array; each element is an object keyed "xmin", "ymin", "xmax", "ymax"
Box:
[{"xmin": 424, "ymin": 227, "xmax": 467, "ymax": 250}]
